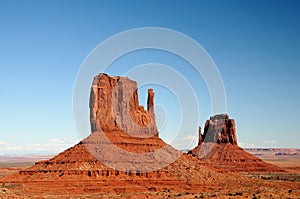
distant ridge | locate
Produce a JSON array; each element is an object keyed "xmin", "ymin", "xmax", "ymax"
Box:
[
  {"xmin": 0, "ymin": 154, "xmax": 54, "ymax": 163},
  {"xmin": 245, "ymin": 148, "xmax": 300, "ymax": 156}
]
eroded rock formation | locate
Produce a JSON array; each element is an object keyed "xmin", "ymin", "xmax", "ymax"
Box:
[
  {"xmin": 201, "ymin": 114, "xmax": 237, "ymax": 145},
  {"xmin": 0, "ymin": 75, "xmax": 290, "ymax": 198},
  {"xmin": 90, "ymin": 73, "xmax": 158, "ymax": 137},
  {"xmin": 190, "ymin": 114, "xmax": 282, "ymax": 172}
]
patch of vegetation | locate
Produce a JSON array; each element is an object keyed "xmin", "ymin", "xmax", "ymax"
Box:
[
  {"xmin": 0, "ymin": 162, "xmax": 34, "ymax": 168},
  {"xmin": 244, "ymin": 173, "xmax": 300, "ymax": 182}
]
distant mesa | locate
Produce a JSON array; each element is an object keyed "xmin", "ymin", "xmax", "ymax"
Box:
[
  {"xmin": 245, "ymin": 148, "xmax": 300, "ymax": 156},
  {"xmin": 189, "ymin": 114, "xmax": 283, "ymax": 172},
  {"xmin": 196, "ymin": 113, "xmax": 237, "ymax": 145}
]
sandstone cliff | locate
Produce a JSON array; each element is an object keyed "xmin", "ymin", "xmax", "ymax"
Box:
[{"xmin": 90, "ymin": 73, "xmax": 157, "ymax": 137}]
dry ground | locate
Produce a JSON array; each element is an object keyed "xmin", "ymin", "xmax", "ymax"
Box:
[
  {"xmin": 0, "ymin": 155, "xmax": 299, "ymax": 198},
  {"xmin": 260, "ymin": 155, "xmax": 300, "ymax": 174}
]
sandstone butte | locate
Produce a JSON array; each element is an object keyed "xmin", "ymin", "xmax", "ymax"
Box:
[
  {"xmin": 189, "ymin": 114, "xmax": 284, "ymax": 172},
  {"xmin": 0, "ymin": 73, "xmax": 299, "ymax": 198}
]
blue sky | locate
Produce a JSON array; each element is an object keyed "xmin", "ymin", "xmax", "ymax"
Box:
[{"xmin": 0, "ymin": 0, "xmax": 299, "ymax": 154}]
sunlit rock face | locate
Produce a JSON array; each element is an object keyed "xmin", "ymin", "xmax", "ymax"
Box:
[
  {"xmin": 89, "ymin": 73, "xmax": 158, "ymax": 137},
  {"xmin": 201, "ymin": 114, "xmax": 237, "ymax": 145}
]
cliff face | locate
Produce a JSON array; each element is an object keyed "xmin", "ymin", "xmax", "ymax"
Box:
[
  {"xmin": 90, "ymin": 73, "xmax": 158, "ymax": 137},
  {"xmin": 201, "ymin": 114, "xmax": 237, "ymax": 145}
]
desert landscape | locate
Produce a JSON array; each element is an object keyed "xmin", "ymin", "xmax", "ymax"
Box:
[
  {"xmin": 0, "ymin": 74, "xmax": 299, "ymax": 198},
  {"xmin": 1, "ymin": 0, "xmax": 299, "ymax": 198}
]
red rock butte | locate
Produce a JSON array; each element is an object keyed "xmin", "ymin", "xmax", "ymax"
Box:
[
  {"xmin": 90, "ymin": 73, "xmax": 158, "ymax": 137},
  {"xmin": 1, "ymin": 73, "xmax": 297, "ymax": 198},
  {"xmin": 189, "ymin": 114, "xmax": 283, "ymax": 172}
]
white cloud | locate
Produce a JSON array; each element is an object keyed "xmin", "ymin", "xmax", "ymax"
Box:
[
  {"xmin": 264, "ymin": 140, "xmax": 276, "ymax": 144},
  {"xmin": 239, "ymin": 142, "xmax": 256, "ymax": 148},
  {"xmin": 237, "ymin": 142, "xmax": 244, "ymax": 147},
  {"xmin": 0, "ymin": 141, "xmax": 8, "ymax": 145},
  {"xmin": 165, "ymin": 135, "xmax": 198, "ymax": 150},
  {"xmin": 0, "ymin": 138, "xmax": 80, "ymax": 155},
  {"xmin": 164, "ymin": 138, "xmax": 174, "ymax": 145},
  {"xmin": 182, "ymin": 135, "xmax": 197, "ymax": 141}
]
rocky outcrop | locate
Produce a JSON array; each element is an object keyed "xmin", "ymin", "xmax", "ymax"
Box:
[
  {"xmin": 87, "ymin": 73, "xmax": 181, "ymax": 172},
  {"xmin": 201, "ymin": 114, "xmax": 237, "ymax": 145},
  {"xmin": 90, "ymin": 73, "xmax": 158, "ymax": 137},
  {"xmin": 189, "ymin": 114, "xmax": 283, "ymax": 172},
  {"xmin": 197, "ymin": 126, "xmax": 203, "ymax": 145}
]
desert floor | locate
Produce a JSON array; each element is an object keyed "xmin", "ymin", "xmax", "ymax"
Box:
[{"xmin": 0, "ymin": 154, "xmax": 299, "ymax": 198}]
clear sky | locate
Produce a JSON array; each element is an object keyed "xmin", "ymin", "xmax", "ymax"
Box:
[{"xmin": 0, "ymin": 0, "xmax": 299, "ymax": 154}]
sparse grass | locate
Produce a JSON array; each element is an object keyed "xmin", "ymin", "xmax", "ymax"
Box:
[
  {"xmin": 259, "ymin": 155, "xmax": 300, "ymax": 168},
  {"xmin": 244, "ymin": 173, "xmax": 300, "ymax": 182},
  {"xmin": 0, "ymin": 162, "xmax": 34, "ymax": 168}
]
